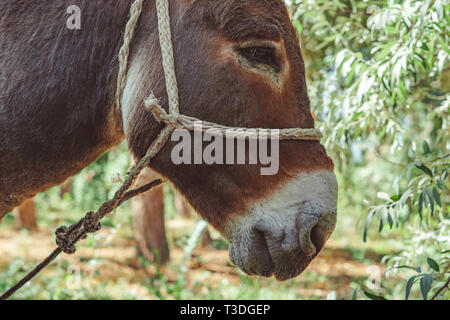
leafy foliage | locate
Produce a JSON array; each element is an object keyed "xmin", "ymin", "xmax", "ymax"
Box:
[
  {"xmin": 35, "ymin": 143, "xmax": 131, "ymax": 213},
  {"xmin": 288, "ymin": 0, "xmax": 449, "ymax": 300}
]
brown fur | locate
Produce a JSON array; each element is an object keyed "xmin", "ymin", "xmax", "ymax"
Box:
[
  {"xmin": 0, "ymin": 0, "xmax": 333, "ymax": 233},
  {"xmin": 0, "ymin": 0, "xmax": 129, "ymax": 215}
]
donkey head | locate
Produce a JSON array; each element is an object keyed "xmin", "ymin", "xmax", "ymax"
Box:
[{"xmin": 122, "ymin": 0, "xmax": 337, "ymax": 281}]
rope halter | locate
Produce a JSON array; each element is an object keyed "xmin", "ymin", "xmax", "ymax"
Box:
[{"xmin": 117, "ymin": 0, "xmax": 322, "ymax": 162}]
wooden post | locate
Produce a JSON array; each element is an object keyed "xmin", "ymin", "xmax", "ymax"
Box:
[
  {"xmin": 131, "ymin": 167, "xmax": 170, "ymax": 264},
  {"xmin": 174, "ymin": 190, "xmax": 212, "ymax": 247},
  {"xmin": 14, "ymin": 198, "xmax": 38, "ymax": 230},
  {"xmin": 174, "ymin": 191, "xmax": 192, "ymax": 218}
]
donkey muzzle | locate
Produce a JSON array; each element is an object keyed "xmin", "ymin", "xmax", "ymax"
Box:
[{"xmin": 227, "ymin": 171, "xmax": 338, "ymax": 280}]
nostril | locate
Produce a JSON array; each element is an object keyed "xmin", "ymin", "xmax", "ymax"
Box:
[
  {"xmin": 296, "ymin": 201, "xmax": 337, "ymax": 257},
  {"xmin": 310, "ymin": 225, "xmax": 325, "ymax": 254},
  {"xmin": 298, "ymin": 215, "xmax": 319, "ymax": 257}
]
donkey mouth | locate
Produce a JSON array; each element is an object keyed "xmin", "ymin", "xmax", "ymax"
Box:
[
  {"xmin": 227, "ymin": 199, "xmax": 336, "ymax": 281},
  {"xmin": 228, "ymin": 226, "xmax": 320, "ymax": 281},
  {"xmin": 225, "ymin": 171, "xmax": 338, "ymax": 281}
]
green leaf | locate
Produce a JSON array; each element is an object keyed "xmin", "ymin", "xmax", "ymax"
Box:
[
  {"xmin": 387, "ymin": 211, "xmax": 394, "ymax": 229},
  {"xmin": 352, "ymin": 289, "xmax": 358, "ymax": 300},
  {"xmin": 415, "ymin": 163, "xmax": 433, "ymax": 177},
  {"xmin": 386, "ymin": 265, "xmax": 418, "ymax": 273},
  {"xmin": 346, "ymin": 63, "xmax": 357, "ymax": 85},
  {"xmin": 407, "ymin": 163, "xmax": 415, "ymax": 182},
  {"xmin": 424, "ymin": 187, "xmax": 435, "ymax": 216},
  {"xmin": 442, "ymin": 170, "xmax": 448, "ymax": 183},
  {"xmin": 375, "ymin": 41, "xmax": 397, "ymax": 60},
  {"xmin": 420, "ymin": 274, "xmax": 433, "ymax": 300},
  {"xmin": 377, "ymin": 192, "xmax": 391, "ymax": 202},
  {"xmin": 427, "ymin": 258, "xmax": 440, "ymax": 272},
  {"xmin": 406, "ymin": 275, "xmax": 420, "ymax": 300},
  {"xmin": 399, "ymin": 189, "xmax": 413, "ymax": 206},
  {"xmin": 422, "ymin": 141, "xmax": 431, "ymax": 154},
  {"xmin": 363, "ymin": 211, "xmax": 376, "ymax": 242},
  {"xmin": 432, "ymin": 188, "xmax": 441, "ymax": 207},
  {"xmin": 335, "ymin": 50, "xmax": 349, "ymax": 69},
  {"xmin": 418, "ymin": 192, "xmax": 424, "ymax": 219},
  {"xmin": 378, "ymin": 216, "xmax": 385, "ymax": 232},
  {"xmin": 364, "ymin": 291, "xmax": 387, "ymax": 300}
]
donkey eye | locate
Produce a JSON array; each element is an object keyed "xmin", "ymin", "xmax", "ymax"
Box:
[{"xmin": 237, "ymin": 46, "xmax": 281, "ymax": 72}]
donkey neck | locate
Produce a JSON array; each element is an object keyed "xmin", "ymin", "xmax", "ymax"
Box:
[{"xmin": 0, "ymin": 0, "xmax": 139, "ymax": 215}]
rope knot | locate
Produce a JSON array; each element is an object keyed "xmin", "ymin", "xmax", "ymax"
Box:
[
  {"xmin": 145, "ymin": 96, "xmax": 167, "ymax": 124},
  {"xmin": 54, "ymin": 212, "xmax": 101, "ymax": 255},
  {"xmin": 55, "ymin": 226, "xmax": 77, "ymax": 255},
  {"xmin": 83, "ymin": 212, "xmax": 102, "ymax": 234},
  {"xmin": 168, "ymin": 113, "xmax": 179, "ymax": 125},
  {"xmin": 145, "ymin": 97, "xmax": 180, "ymax": 127}
]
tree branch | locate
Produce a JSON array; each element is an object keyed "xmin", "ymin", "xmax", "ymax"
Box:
[{"xmin": 431, "ymin": 277, "xmax": 450, "ymax": 300}]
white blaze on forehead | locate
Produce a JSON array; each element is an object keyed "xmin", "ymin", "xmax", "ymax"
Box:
[{"xmin": 225, "ymin": 170, "xmax": 338, "ymax": 241}]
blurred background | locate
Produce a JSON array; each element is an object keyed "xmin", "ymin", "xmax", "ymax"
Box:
[{"xmin": 0, "ymin": 0, "xmax": 448, "ymax": 300}]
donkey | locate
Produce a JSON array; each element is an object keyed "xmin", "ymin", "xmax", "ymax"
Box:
[{"xmin": 0, "ymin": 0, "xmax": 338, "ymax": 281}]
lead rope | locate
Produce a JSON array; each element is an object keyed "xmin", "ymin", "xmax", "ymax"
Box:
[{"xmin": 1, "ymin": 0, "xmax": 322, "ymax": 300}]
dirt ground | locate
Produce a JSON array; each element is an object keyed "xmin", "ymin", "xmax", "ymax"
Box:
[{"xmin": 0, "ymin": 216, "xmax": 386, "ymax": 300}]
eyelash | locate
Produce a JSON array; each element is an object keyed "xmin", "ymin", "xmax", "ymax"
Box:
[{"xmin": 237, "ymin": 46, "xmax": 281, "ymax": 72}]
